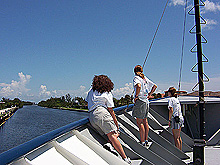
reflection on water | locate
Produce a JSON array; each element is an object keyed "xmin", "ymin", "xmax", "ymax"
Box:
[{"xmin": 0, "ymin": 105, "xmax": 88, "ymax": 153}]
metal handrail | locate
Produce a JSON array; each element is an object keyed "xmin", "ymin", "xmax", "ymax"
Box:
[
  {"xmin": 0, "ymin": 105, "xmax": 132, "ymax": 164},
  {"xmin": 0, "ymin": 118, "xmax": 89, "ymax": 165}
]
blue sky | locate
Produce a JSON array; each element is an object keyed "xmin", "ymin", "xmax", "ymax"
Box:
[{"xmin": 0, "ymin": 0, "xmax": 220, "ymax": 102}]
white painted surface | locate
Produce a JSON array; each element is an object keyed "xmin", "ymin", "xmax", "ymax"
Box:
[
  {"xmin": 59, "ymin": 135, "xmax": 108, "ymax": 165},
  {"xmin": 29, "ymin": 147, "xmax": 72, "ymax": 165}
]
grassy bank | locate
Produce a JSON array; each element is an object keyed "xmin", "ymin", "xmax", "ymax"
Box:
[{"xmin": 56, "ymin": 107, "xmax": 89, "ymax": 112}]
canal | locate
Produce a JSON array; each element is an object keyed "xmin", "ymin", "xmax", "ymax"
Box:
[{"xmin": 0, "ymin": 105, "xmax": 89, "ymax": 154}]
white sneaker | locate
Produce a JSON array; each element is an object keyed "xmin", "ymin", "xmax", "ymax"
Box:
[{"xmin": 124, "ymin": 157, "xmax": 132, "ymax": 164}]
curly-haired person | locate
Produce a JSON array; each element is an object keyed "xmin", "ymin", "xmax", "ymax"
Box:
[{"xmin": 86, "ymin": 75, "xmax": 131, "ymax": 164}]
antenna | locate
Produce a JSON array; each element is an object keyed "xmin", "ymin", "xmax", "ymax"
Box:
[{"xmin": 189, "ymin": 0, "xmax": 209, "ymax": 164}]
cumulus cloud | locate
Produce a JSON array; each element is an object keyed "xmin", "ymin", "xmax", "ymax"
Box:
[
  {"xmin": 113, "ymin": 83, "xmax": 133, "ymax": 99},
  {"xmin": 203, "ymin": 0, "xmax": 220, "ymax": 13},
  {"xmin": 39, "ymin": 85, "xmax": 51, "ymax": 97},
  {"xmin": 202, "ymin": 18, "xmax": 218, "ymax": 30},
  {"xmin": 170, "ymin": 0, "xmax": 220, "ymax": 13},
  {"xmin": 169, "ymin": 0, "xmax": 185, "ymax": 6},
  {"xmin": 169, "ymin": 0, "xmax": 219, "ymax": 31},
  {"xmin": 0, "ymin": 72, "xmax": 31, "ymax": 98},
  {"xmin": 170, "ymin": 0, "xmax": 220, "ymax": 11},
  {"xmin": 37, "ymin": 85, "xmax": 88, "ymax": 101}
]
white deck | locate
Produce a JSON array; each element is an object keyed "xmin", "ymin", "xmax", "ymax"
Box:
[{"xmin": 10, "ymin": 107, "xmax": 216, "ymax": 165}]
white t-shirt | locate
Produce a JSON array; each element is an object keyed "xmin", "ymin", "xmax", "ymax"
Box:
[
  {"xmin": 86, "ymin": 89, "xmax": 114, "ymax": 112},
  {"xmin": 168, "ymin": 97, "xmax": 183, "ymax": 118},
  {"xmin": 133, "ymin": 75, "xmax": 156, "ymax": 103}
]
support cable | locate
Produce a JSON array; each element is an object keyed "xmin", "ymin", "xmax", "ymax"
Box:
[
  {"xmin": 178, "ymin": 0, "xmax": 188, "ymax": 92},
  {"xmin": 142, "ymin": 0, "xmax": 169, "ymax": 68}
]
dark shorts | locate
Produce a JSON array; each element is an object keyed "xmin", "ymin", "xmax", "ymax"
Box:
[
  {"xmin": 132, "ymin": 99, "xmax": 149, "ymax": 119},
  {"xmin": 171, "ymin": 117, "xmax": 184, "ymax": 129}
]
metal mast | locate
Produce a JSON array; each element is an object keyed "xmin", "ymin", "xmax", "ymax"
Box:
[
  {"xmin": 194, "ymin": 0, "xmax": 205, "ymax": 140},
  {"xmin": 188, "ymin": 0, "xmax": 209, "ymax": 164}
]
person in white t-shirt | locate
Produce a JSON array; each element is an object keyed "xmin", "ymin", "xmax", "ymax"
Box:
[
  {"xmin": 132, "ymin": 65, "xmax": 157, "ymax": 147},
  {"xmin": 86, "ymin": 75, "xmax": 131, "ymax": 164},
  {"xmin": 167, "ymin": 87, "xmax": 184, "ymax": 150}
]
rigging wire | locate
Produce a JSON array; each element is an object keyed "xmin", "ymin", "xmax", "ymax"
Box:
[
  {"xmin": 178, "ymin": 0, "xmax": 188, "ymax": 92},
  {"xmin": 142, "ymin": 0, "xmax": 170, "ymax": 68}
]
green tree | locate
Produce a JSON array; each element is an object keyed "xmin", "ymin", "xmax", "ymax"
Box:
[
  {"xmin": 124, "ymin": 95, "xmax": 131, "ymax": 105},
  {"xmin": 113, "ymin": 98, "xmax": 119, "ymax": 107},
  {"xmin": 75, "ymin": 97, "xmax": 87, "ymax": 106}
]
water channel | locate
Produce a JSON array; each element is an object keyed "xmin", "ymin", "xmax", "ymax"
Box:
[{"xmin": 0, "ymin": 105, "xmax": 89, "ymax": 154}]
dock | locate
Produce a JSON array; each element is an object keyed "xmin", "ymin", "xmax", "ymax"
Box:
[{"xmin": 0, "ymin": 107, "xmax": 18, "ymax": 127}]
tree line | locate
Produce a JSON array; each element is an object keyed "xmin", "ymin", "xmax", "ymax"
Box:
[
  {"xmin": 38, "ymin": 94, "xmax": 135, "ymax": 109},
  {"xmin": 37, "ymin": 92, "xmax": 164, "ymax": 109},
  {"xmin": 0, "ymin": 98, "xmax": 34, "ymax": 110},
  {"xmin": 0, "ymin": 92, "xmax": 162, "ymax": 110},
  {"xmin": 38, "ymin": 94, "xmax": 87, "ymax": 109}
]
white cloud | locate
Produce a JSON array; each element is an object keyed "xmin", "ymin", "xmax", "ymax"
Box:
[
  {"xmin": 39, "ymin": 85, "xmax": 51, "ymax": 97},
  {"xmin": 79, "ymin": 85, "xmax": 86, "ymax": 91},
  {"xmin": 0, "ymin": 72, "xmax": 31, "ymax": 98},
  {"xmin": 113, "ymin": 83, "xmax": 133, "ymax": 99},
  {"xmin": 169, "ymin": 1, "xmax": 219, "ymax": 31},
  {"xmin": 169, "ymin": 0, "xmax": 185, "ymax": 6},
  {"xmin": 203, "ymin": 0, "xmax": 220, "ymax": 13},
  {"xmin": 170, "ymin": 0, "xmax": 220, "ymax": 14},
  {"xmin": 37, "ymin": 85, "xmax": 88, "ymax": 101},
  {"xmin": 170, "ymin": 0, "xmax": 220, "ymax": 11},
  {"xmin": 202, "ymin": 18, "xmax": 218, "ymax": 30}
]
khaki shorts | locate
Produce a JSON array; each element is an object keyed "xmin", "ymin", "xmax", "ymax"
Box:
[
  {"xmin": 132, "ymin": 99, "xmax": 149, "ymax": 119},
  {"xmin": 171, "ymin": 117, "xmax": 184, "ymax": 129},
  {"xmin": 89, "ymin": 106, "xmax": 117, "ymax": 135}
]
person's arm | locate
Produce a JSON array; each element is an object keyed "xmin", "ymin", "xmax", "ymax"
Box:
[
  {"xmin": 108, "ymin": 107, "xmax": 119, "ymax": 130},
  {"xmin": 168, "ymin": 107, "xmax": 173, "ymax": 127},
  {"xmin": 148, "ymin": 84, "xmax": 157, "ymax": 99},
  {"xmin": 134, "ymin": 83, "xmax": 141, "ymax": 103}
]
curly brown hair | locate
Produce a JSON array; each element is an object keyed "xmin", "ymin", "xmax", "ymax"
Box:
[{"xmin": 92, "ymin": 75, "xmax": 114, "ymax": 93}]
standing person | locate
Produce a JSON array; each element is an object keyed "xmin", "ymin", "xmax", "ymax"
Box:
[
  {"xmin": 86, "ymin": 75, "xmax": 131, "ymax": 164},
  {"xmin": 132, "ymin": 65, "xmax": 157, "ymax": 147},
  {"xmin": 167, "ymin": 87, "xmax": 184, "ymax": 150}
]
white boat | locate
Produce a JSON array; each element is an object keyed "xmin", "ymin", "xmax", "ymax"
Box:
[
  {"xmin": 1, "ymin": 1, "xmax": 219, "ymax": 164},
  {"xmin": 0, "ymin": 104, "xmax": 195, "ymax": 165}
]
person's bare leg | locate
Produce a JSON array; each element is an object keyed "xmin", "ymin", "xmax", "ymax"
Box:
[
  {"xmin": 107, "ymin": 131, "xmax": 126, "ymax": 158},
  {"xmin": 172, "ymin": 129, "xmax": 177, "ymax": 146},
  {"xmin": 143, "ymin": 118, "xmax": 149, "ymax": 141},
  {"xmin": 179, "ymin": 128, "xmax": 182, "ymax": 150},
  {"xmin": 172, "ymin": 128, "xmax": 182, "ymax": 150},
  {"xmin": 136, "ymin": 118, "xmax": 145, "ymax": 143}
]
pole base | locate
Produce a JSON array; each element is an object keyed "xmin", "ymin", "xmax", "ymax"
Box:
[{"xmin": 193, "ymin": 139, "xmax": 206, "ymax": 165}]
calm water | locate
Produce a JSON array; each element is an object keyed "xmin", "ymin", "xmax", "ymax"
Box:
[{"xmin": 0, "ymin": 105, "xmax": 89, "ymax": 154}]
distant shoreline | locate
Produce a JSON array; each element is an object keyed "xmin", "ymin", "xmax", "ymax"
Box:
[
  {"xmin": 0, "ymin": 107, "xmax": 19, "ymax": 127},
  {"xmin": 52, "ymin": 107, "xmax": 89, "ymax": 113}
]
